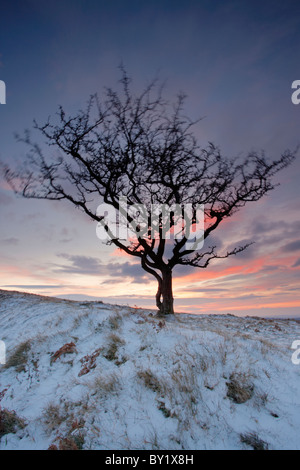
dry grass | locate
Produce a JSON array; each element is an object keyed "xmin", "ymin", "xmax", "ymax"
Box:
[
  {"xmin": 226, "ymin": 372, "xmax": 254, "ymax": 404},
  {"xmin": 58, "ymin": 435, "xmax": 85, "ymax": 450},
  {"xmin": 4, "ymin": 340, "xmax": 32, "ymax": 373},
  {"xmin": 91, "ymin": 371, "xmax": 120, "ymax": 396},
  {"xmin": 0, "ymin": 408, "xmax": 26, "ymax": 438},
  {"xmin": 170, "ymin": 365, "xmax": 197, "ymax": 396},
  {"xmin": 137, "ymin": 369, "xmax": 163, "ymax": 394},
  {"xmin": 42, "ymin": 403, "xmax": 67, "ymax": 432},
  {"xmin": 137, "ymin": 362, "xmax": 200, "ymax": 424},
  {"xmin": 240, "ymin": 432, "xmax": 269, "ymax": 450},
  {"xmin": 50, "ymin": 342, "xmax": 77, "ymax": 364},
  {"xmin": 42, "ymin": 400, "xmax": 86, "ymax": 450},
  {"xmin": 108, "ymin": 312, "xmax": 123, "ymax": 330},
  {"xmin": 103, "ymin": 333, "xmax": 125, "ymax": 362}
]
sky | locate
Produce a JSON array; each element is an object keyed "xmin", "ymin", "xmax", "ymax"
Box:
[{"xmin": 0, "ymin": 0, "xmax": 300, "ymax": 317}]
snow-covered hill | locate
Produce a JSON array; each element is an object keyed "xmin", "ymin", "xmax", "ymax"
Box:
[{"xmin": 0, "ymin": 289, "xmax": 300, "ymax": 450}]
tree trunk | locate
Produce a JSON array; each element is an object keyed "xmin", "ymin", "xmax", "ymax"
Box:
[{"xmin": 156, "ymin": 268, "xmax": 174, "ymax": 315}]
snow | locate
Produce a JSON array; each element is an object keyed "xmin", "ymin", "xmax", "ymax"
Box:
[{"xmin": 0, "ymin": 289, "xmax": 300, "ymax": 450}]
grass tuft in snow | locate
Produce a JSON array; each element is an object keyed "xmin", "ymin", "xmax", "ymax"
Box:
[
  {"xmin": 103, "ymin": 333, "xmax": 126, "ymax": 363},
  {"xmin": 42, "ymin": 403, "xmax": 68, "ymax": 432},
  {"xmin": 108, "ymin": 311, "xmax": 123, "ymax": 330},
  {"xmin": 91, "ymin": 371, "xmax": 121, "ymax": 397},
  {"xmin": 4, "ymin": 340, "xmax": 32, "ymax": 373},
  {"xmin": 137, "ymin": 369, "xmax": 163, "ymax": 394},
  {"xmin": 0, "ymin": 408, "xmax": 26, "ymax": 438},
  {"xmin": 240, "ymin": 432, "xmax": 269, "ymax": 450},
  {"xmin": 226, "ymin": 372, "xmax": 255, "ymax": 404},
  {"xmin": 42, "ymin": 400, "xmax": 86, "ymax": 450}
]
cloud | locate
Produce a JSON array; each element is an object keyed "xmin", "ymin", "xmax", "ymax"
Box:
[
  {"xmin": 99, "ymin": 279, "xmax": 125, "ymax": 285},
  {"xmin": 55, "ymin": 253, "xmax": 150, "ymax": 283},
  {"xmin": 179, "ymin": 286, "xmax": 229, "ymax": 293},
  {"xmin": 283, "ymin": 240, "xmax": 300, "ymax": 252},
  {"xmin": 0, "ymin": 191, "xmax": 13, "ymax": 205},
  {"xmin": 110, "ymin": 262, "xmax": 150, "ymax": 283},
  {"xmin": 2, "ymin": 284, "xmax": 64, "ymax": 289},
  {"xmin": 260, "ymin": 265, "xmax": 280, "ymax": 272},
  {"xmin": 55, "ymin": 254, "xmax": 103, "ymax": 275},
  {"xmin": 1, "ymin": 237, "xmax": 19, "ymax": 246},
  {"xmin": 292, "ymin": 258, "xmax": 300, "ymax": 268}
]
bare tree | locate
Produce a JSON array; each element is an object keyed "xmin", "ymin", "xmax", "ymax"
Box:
[{"xmin": 3, "ymin": 69, "xmax": 296, "ymax": 314}]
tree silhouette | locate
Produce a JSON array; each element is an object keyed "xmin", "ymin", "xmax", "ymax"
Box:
[{"xmin": 3, "ymin": 69, "xmax": 296, "ymax": 314}]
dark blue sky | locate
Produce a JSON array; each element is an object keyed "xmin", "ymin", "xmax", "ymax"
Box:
[
  {"xmin": 1, "ymin": 0, "xmax": 300, "ymax": 154},
  {"xmin": 1, "ymin": 0, "xmax": 300, "ymax": 316}
]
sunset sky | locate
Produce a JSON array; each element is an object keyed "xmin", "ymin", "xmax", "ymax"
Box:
[{"xmin": 1, "ymin": 0, "xmax": 300, "ymax": 317}]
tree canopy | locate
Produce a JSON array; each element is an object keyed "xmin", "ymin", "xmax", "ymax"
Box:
[{"xmin": 3, "ymin": 69, "xmax": 296, "ymax": 314}]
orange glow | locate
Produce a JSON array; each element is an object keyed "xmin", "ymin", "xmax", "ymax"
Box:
[
  {"xmin": 215, "ymin": 300, "xmax": 300, "ymax": 311},
  {"xmin": 173, "ymin": 256, "xmax": 268, "ymax": 286}
]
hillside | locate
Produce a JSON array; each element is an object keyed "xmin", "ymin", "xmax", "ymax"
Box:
[{"xmin": 0, "ymin": 289, "xmax": 300, "ymax": 450}]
